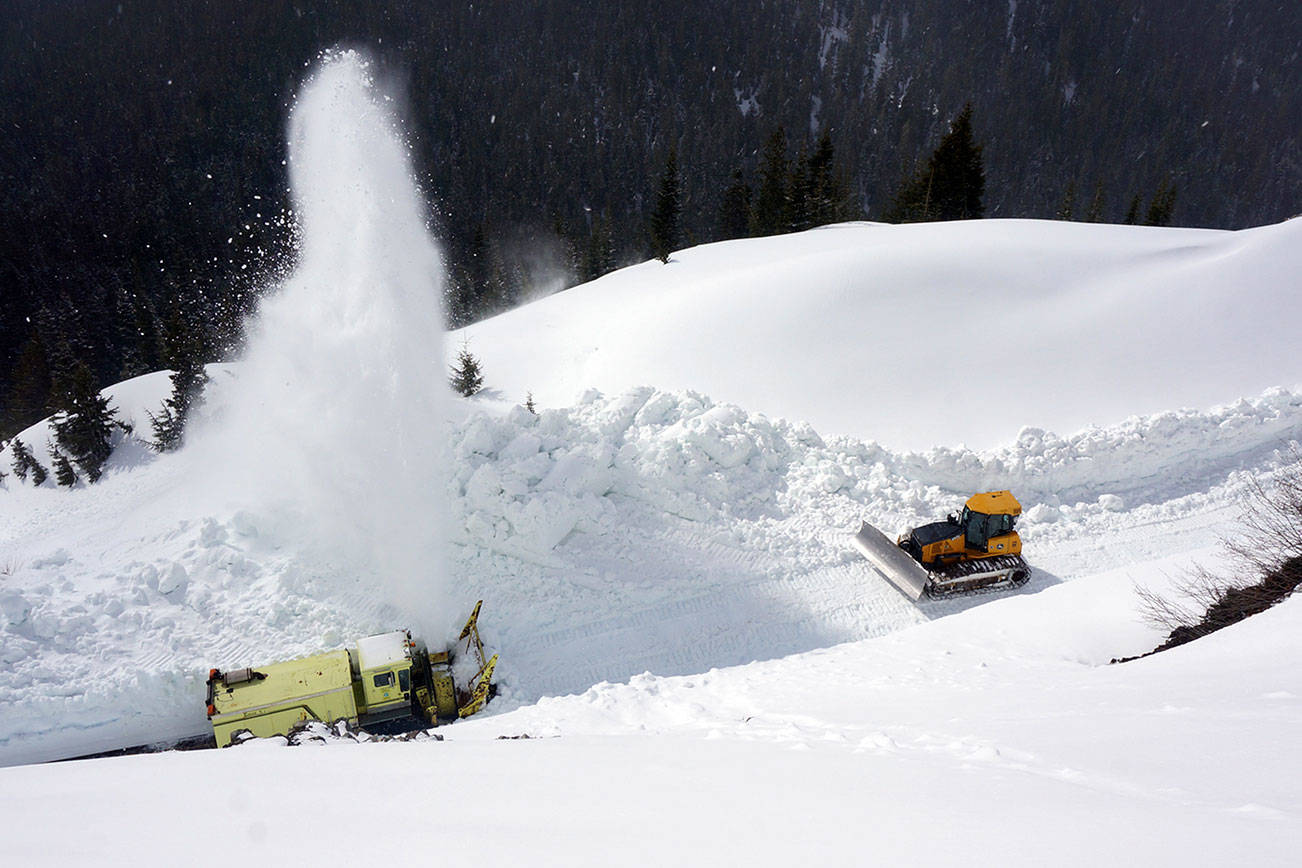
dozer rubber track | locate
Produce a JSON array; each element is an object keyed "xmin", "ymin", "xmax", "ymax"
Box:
[{"xmin": 924, "ymin": 554, "xmax": 1031, "ymax": 598}]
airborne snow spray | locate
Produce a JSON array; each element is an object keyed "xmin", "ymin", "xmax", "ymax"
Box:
[{"xmin": 196, "ymin": 49, "xmax": 449, "ymax": 635}]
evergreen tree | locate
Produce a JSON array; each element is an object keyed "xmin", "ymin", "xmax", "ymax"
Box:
[
  {"xmin": 716, "ymin": 170, "xmax": 752, "ymax": 241},
  {"xmin": 1123, "ymin": 194, "xmax": 1142, "ymax": 224},
  {"xmin": 449, "ymin": 343, "xmax": 485, "ymax": 397},
  {"xmin": 50, "ymin": 360, "xmax": 120, "ymax": 483},
  {"xmin": 751, "ymin": 127, "xmax": 790, "ymax": 236},
  {"xmin": 1085, "ymin": 183, "xmax": 1105, "ymax": 222},
  {"xmin": 580, "ymin": 212, "xmax": 616, "ymax": 282},
  {"xmin": 787, "ymin": 143, "xmax": 813, "ymax": 232},
  {"xmin": 649, "ymin": 146, "xmax": 681, "ymax": 263},
  {"xmin": 149, "ymin": 305, "xmax": 209, "ymax": 451},
  {"xmin": 1056, "ymin": 181, "xmax": 1077, "ymax": 220},
  {"xmin": 10, "ymin": 438, "xmax": 48, "ymax": 486},
  {"xmin": 525, "ymin": 391, "xmax": 537, "ymax": 414},
  {"xmin": 885, "ymin": 104, "xmax": 985, "ymax": 223},
  {"xmin": 5, "ymin": 333, "xmax": 53, "ymax": 434},
  {"xmin": 792, "ymin": 131, "xmax": 848, "ymax": 229},
  {"xmin": 51, "ymin": 446, "xmax": 77, "ymax": 487},
  {"xmin": 1143, "ymin": 180, "xmax": 1178, "ymax": 226},
  {"xmin": 9, "ymin": 438, "xmax": 32, "ymax": 482}
]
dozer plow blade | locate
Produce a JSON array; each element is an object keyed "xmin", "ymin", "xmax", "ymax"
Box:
[{"xmin": 852, "ymin": 521, "xmax": 932, "ymax": 601}]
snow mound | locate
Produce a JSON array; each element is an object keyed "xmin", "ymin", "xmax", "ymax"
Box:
[{"xmin": 6, "ymin": 375, "xmax": 1296, "ymax": 764}]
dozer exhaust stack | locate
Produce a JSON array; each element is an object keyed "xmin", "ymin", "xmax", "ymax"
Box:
[{"xmin": 852, "ymin": 521, "xmax": 932, "ymax": 601}]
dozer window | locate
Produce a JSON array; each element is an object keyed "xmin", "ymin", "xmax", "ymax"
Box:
[
  {"xmin": 398, "ymin": 669, "xmax": 411, "ymax": 693},
  {"xmin": 964, "ymin": 511, "xmax": 991, "ymax": 550},
  {"xmin": 373, "ymin": 671, "xmax": 395, "ymax": 688}
]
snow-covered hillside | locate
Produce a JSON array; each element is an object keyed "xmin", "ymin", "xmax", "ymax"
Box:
[
  {"xmin": 454, "ymin": 217, "xmax": 1302, "ymax": 451},
  {"xmin": 2, "ymin": 52, "xmax": 1300, "ymax": 864}
]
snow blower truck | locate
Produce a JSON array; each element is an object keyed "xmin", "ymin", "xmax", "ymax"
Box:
[
  {"xmin": 853, "ymin": 490, "xmax": 1031, "ymax": 601},
  {"xmin": 205, "ymin": 601, "xmax": 498, "ymax": 747}
]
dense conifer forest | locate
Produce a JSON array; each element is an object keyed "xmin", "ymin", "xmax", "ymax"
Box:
[{"xmin": 2, "ymin": 0, "xmax": 1298, "ymax": 439}]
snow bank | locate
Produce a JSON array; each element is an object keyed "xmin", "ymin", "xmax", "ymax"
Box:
[{"xmin": 7, "ymin": 376, "xmax": 1291, "ymax": 764}]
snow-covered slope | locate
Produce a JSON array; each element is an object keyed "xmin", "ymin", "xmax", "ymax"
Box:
[
  {"xmin": 4, "ymin": 368, "xmax": 1300, "ymax": 767},
  {"xmin": 2, "ymin": 549, "xmax": 1298, "ymax": 865},
  {"xmin": 455, "ymin": 217, "xmax": 1302, "ymax": 451},
  {"xmin": 3, "ymin": 51, "xmax": 1301, "ymax": 863}
]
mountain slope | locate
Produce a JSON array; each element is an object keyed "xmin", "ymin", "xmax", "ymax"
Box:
[
  {"xmin": 455, "ymin": 217, "xmax": 1302, "ymax": 451},
  {"xmin": 4, "ymin": 218, "xmax": 1301, "ymax": 767}
]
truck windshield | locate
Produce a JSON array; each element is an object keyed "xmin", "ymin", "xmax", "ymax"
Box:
[{"xmin": 399, "ymin": 669, "xmax": 410, "ymax": 693}]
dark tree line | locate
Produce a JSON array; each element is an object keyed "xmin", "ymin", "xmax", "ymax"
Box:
[{"xmin": 2, "ymin": 0, "xmax": 1297, "ymax": 439}]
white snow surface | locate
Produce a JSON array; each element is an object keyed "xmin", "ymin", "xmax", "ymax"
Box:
[
  {"xmin": 455, "ymin": 217, "xmax": 1302, "ymax": 452},
  {"xmin": 3, "ymin": 52, "xmax": 1302, "ymax": 864}
]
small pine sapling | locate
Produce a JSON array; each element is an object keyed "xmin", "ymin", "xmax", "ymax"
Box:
[
  {"xmin": 150, "ymin": 311, "xmax": 210, "ymax": 451},
  {"xmin": 450, "ymin": 343, "xmax": 485, "ymax": 397},
  {"xmin": 9, "ymin": 438, "xmax": 30, "ymax": 481},
  {"xmin": 51, "ymin": 446, "xmax": 77, "ymax": 487},
  {"xmin": 9, "ymin": 438, "xmax": 48, "ymax": 486}
]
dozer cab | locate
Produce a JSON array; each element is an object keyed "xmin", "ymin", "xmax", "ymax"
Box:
[
  {"xmin": 205, "ymin": 601, "xmax": 498, "ymax": 747},
  {"xmin": 853, "ymin": 490, "xmax": 1031, "ymax": 601}
]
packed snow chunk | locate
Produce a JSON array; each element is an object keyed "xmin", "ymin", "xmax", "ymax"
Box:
[
  {"xmin": 29, "ymin": 550, "xmax": 70, "ymax": 570},
  {"xmin": 499, "ymin": 431, "xmax": 543, "ymax": 462},
  {"xmin": 633, "ymin": 389, "xmax": 681, "ymax": 427},
  {"xmin": 0, "ymin": 593, "xmax": 31, "ymax": 627},
  {"xmin": 1097, "ymin": 494, "xmax": 1125, "ymax": 512},
  {"xmin": 458, "ymin": 416, "xmax": 506, "ymax": 458},
  {"xmin": 508, "ymin": 494, "xmax": 582, "ymax": 550},
  {"xmin": 687, "ymin": 406, "xmax": 758, "ymax": 469},
  {"xmin": 199, "ymin": 519, "xmax": 228, "ymax": 548},
  {"xmin": 539, "ymin": 445, "xmax": 615, "ymax": 497},
  {"xmin": 157, "ymin": 563, "xmax": 189, "ymax": 597},
  {"xmin": 464, "ymin": 463, "xmax": 506, "ymax": 503},
  {"xmin": 1024, "ymin": 503, "xmax": 1061, "ymax": 524}
]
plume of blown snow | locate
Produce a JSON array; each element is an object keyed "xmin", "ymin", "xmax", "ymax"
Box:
[{"xmin": 194, "ymin": 49, "xmax": 449, "ymax": 634}]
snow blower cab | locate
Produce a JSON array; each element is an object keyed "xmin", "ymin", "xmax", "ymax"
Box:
[{"xmin": 853, "ymin": 491, "xmax": 1031, "ymax": 601}]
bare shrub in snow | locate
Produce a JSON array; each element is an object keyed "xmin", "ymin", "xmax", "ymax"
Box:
[{"xmin": 1133, "ymin": 449, "xmax": 1302, "ymax": 652}]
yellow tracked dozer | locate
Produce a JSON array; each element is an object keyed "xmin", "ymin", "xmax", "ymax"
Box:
[
  {"xmin": 853, "ymin": 490, "xmax": 1032, "ymax": 602},
  {"xmin": 206, "ymin": 601, "xmax": 498, "ymax": 747}
]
